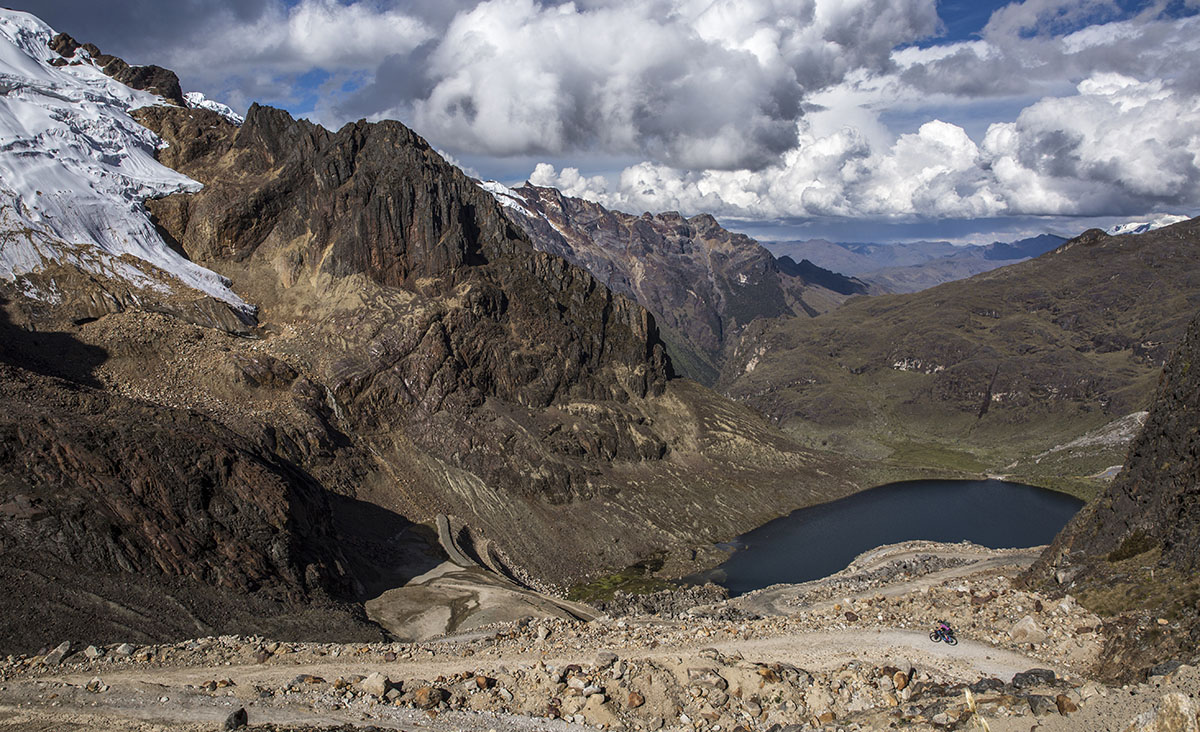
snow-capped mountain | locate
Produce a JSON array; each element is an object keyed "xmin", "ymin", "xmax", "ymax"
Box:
[
  {"xmin": 1106, "ymin": 214, "xmax": 1189, "ymax": 236},
  {"xmin": 0, "ymin": 9, "xmax": 252, "ymax": 319}
]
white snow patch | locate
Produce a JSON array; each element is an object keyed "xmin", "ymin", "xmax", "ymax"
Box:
[
  {"xmin": 184, "ymin": 91, "xmax": 244, "ymax": 126},
  {"xmin": 1106, "ymin": 214, "xmax": 1189, "ymax": 236},
  {"xmin": 0, "ymin": 9, "xmax": 251, "ymax": 315},
  {"xmin": 479, "ymin": 180, "xmax": 536, "ymax": 218}
]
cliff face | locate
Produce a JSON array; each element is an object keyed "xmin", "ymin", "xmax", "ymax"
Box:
[
  {"xmin": 142, "ymin": 106, "xmax": 668, "ymax": 409},
  {"xmin": 1027, "ymin": 309, "xmax": 1200, "ymax": 680},
  {"xmin": 489, "ymin": 183, "xmax": 869, "ymax": 384},
  {"xmin": 0, "ymin": 303, "xmax": 381, "ymax": 652}
]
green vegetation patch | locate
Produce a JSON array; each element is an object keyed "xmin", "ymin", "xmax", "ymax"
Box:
[
  {"xmin": 1075, "ymin": 549, "xmax": 1200, "ymax": 620},
  {"xmin": 1107, "ymin": 529, "xmax": 1159, "ymax": 562},
  {"xmin": 567, "ymin": 556, "xmax": 672, "ymax": 603},
  {"xmin": 885, "ymin": 441, "xmax": 990, "ymax": 473}
]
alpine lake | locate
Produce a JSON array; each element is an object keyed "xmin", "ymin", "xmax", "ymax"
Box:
[{"xmin": 692, "ymin": 479, "xmax": 1083, "ymax": 596}]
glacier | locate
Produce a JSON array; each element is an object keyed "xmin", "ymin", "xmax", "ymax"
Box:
[{"xmin": 0, "ymin": 8, "xmax": 252, "ymax": 316}]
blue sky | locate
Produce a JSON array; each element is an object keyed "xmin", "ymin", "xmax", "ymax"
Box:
[{"xmin": 15, "ymin": 0, "xmax": 1200, "ymax": 244}]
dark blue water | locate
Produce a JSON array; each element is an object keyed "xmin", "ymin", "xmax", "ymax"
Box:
[{"xmin": 695, "ymin": 479, "xmax": 1082, "ymax": 596}]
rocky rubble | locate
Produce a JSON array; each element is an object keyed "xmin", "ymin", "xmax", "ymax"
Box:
[
  {"xmin": 0, "ymin": 544, "xmax": 1132, "ymax": 731},
  {"xmin": 0, "ymin": 635, "xmax": 1097, "ymax": 731}
]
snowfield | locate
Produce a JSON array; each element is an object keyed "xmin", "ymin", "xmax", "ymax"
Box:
[{"xmin": 0, "ymin": 8, "xmax": 252, "ymax": 315}]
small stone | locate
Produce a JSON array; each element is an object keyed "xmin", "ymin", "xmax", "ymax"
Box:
[
  {"xmin": 253, "ymin": 650, "xmax": 272, "ymax": 664},
  {"xmin": 291, "ymin": 674, "xmax": 325, "ymax": 686},
  {"xmin": 474, "ymin": 675, "xmax": 496, "ymax": 690},
  {"xmin": 83, "ymin": 645, "xmax": 104, "ymax": 660},
  {"xmin": 1156, "ymin": 618, "xmax": 1169, "ymax": 626},
  {"xmin": 412, "ymin": 686, "xmax": 446, "ymax": 709},
  {"xmin": 43, "ymin": 641, "xmax": 71, "ymax": 666},
  {"xmin": 1056, "ymin": 694, "xmax": 1079, "ymax": 715},
  {"xmin": 582, "ymin": 685, "xmax": 603, "ymax": 697},
  {"xmin": 385, "ymin": 688, "xmax": 402, "ymax": 702},
  {"xmin": 383, "ymin": 651, "xmax": 397, "ymax": 662},
  {"xmin": 85, "ymin": 677, "xmax": 107, "ymax": 693},
  {"xmin": 113, "ymin": 643, "xmax": 135, "ymax": 658},
  {"xmin": 1028, "ymin": 694, "xmax": 1058, "ymax": 716},
  {"xmin": 627, "ymin": 691, "xmax": 645, "ymax": 709},
  {"xmin": 497, "ymin": 687, "xmax": 513, "ymax": 703},
  {"xmin": 595, "ymin": 651, "xmax": 618, "ymax": 669},
  {"xmin": 817, "ymin": 711, "xmax": 835, "ymax": 724},
  {"xmin": 537, "ymin": 626, "xmax": 550, "ymax": 641},
  {"xmin": 687, "ymin": 667, "xmax": 728, "ymax": 690},
  {"xmin": 893, "ymin": 671, "xmax": 909, "ymax": 691},
  {"xmin": 223, "ymin": 707, "xmax": 248, "ymax": 730}
]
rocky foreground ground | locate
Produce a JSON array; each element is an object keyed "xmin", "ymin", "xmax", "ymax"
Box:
[{"xmin": 1, "ymin": 542, "xmax": 1197, "ymax": 732}]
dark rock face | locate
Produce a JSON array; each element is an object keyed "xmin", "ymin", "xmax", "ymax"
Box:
[
  {"xmin": 1037, "ymin": 312, "xmax": 1200, "ymax": 567},
  {"xmin": 139, "ymin": 105, "xmax": 668, "ymax": 410},
  {"xmin": 491, "ymin": 184, "xmax": 865, "ymax": 384},
  {"xmin": 47, "ymin": 33, "xmax": 185, "ymax": 105},
  {"xmin": 0, "ymin": 306, "xmax": 380, "ymax": 652},
  {"xmin": 1026, "ymin": 309, "xmax": 1200, "ymax": 679}
]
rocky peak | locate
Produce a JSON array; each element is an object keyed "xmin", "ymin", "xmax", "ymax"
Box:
[{"xmin": 47, "ymin": 32, "xmax": 185, "ymax": 106}]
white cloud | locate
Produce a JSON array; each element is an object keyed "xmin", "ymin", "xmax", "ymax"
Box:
[
  {"xmin": 359, "ymin": 0, "xmax": 942, "ymax": 170},
  {"xmin": 536, "ymin": 73, "xmax": 1200, "ymax": 220}
]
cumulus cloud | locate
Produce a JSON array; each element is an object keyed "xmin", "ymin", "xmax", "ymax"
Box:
[
  {"xmin": 349, "ymin": 0, "xmax": 940, "ymax": 170},
  {"xmin": 534, "ymin": 73, "xmax": 1200, "ymax": 220},
  {"xmin": 14, "ymin": 0, "xmax": 1200, "ymax": 227}
]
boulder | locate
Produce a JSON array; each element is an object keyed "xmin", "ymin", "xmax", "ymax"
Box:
[
  {"xmin": 358, "ymin": 672, "xmax": 392, "ymax": 698},
  {"xmin": 43, "ymin": 641, "xmax": 71, "ymax": 665},
  {"xmin": 1012, "ymin": 668, "xmax": 1057, "ymax": 689},
  {"xmin": 1028, "ymin": 694, "xmax": 1058, "ymax": 716},
  {"xmin": 223, "ymin": 708, "xmax": 248, "ymax": 730},
  {"xmin": 1121, "ymin": 693, "xmax": 1200, "ymax": 732},
  {"xmin": 1010, "ymin": 615, "xmax": 1048, "ymax": 644},
  {"xmin": 412, "ymin": 686, "xmax": 446, "ymax": 709}
]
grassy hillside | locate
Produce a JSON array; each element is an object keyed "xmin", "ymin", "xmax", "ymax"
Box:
[{"xmin": 721, "ymin": 221, "xmax": 1200, "ymax": 498}]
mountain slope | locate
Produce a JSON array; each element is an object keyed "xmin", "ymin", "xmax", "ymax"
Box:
[
  {"xmin": 0, "ymin": 11, "xmax": 874, "ymax": 652},
  {"xmin": 117, "ymin": 102, "xmax": 866, "ymax": 585},
  {"xmin": 721, "ymin": 221, "xmax": 1200, "ymax": 494},
  {"xmin": 484, "ymin": 182, "xmax": 870, "ymax": 384},
  {"xmin": 1025, "ymin": 308, "xmax": 1200, "ymax": 680}
]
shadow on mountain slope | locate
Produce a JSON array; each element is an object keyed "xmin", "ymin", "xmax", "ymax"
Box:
[{"xmin": 0, "ymin": 295, "xmax": 107, "ymax": 388}]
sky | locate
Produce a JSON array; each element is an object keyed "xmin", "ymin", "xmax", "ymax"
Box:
[{"xmin": 15, "ymin": 0, "xmax": 1200, "ymax": 244}]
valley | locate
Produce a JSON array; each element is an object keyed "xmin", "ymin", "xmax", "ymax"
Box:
[{"xmin": 0, "ymin": 6, "xmax": 1199, "ymax": 732}]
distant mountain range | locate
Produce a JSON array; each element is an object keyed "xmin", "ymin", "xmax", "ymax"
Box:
[{"xmin": 764, "ymin": 234, "xmax": 1068, "ymax": 293}]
